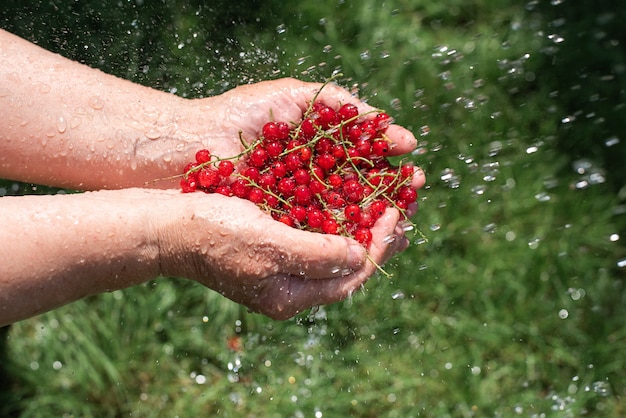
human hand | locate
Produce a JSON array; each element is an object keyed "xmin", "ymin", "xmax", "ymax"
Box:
[
  {"xmin": 152, "ymin": 186, "xmax": 423, "ymax": 320},
  {"xmin": 159, "ymin": 78, "xmax": 423, "ymax": 189}
]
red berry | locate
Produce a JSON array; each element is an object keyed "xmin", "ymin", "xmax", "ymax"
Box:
[
  {"xmin": 371, "ymin": 140, "xmax": 390, "ymax": 157},
  {"xmin": 217, "ymin": 160, "xmax": 235, "ymax": 177},
  {"xmin": 247, "ymin": 188, "xmax": 265, "ymax": 204},
  {"xmin": 347, "ymin": 125, "xmax": 362, "ymax": 143},
  {"xmin": 198, "ymin": 168, "xmax": 221, "ymax": 189},
  {"xmin": 322, "ymin": 218, "xmax": 339, "ymax": 235},
  {"xmin": 289, "ymin": 205, "xmax": 307, "ymax": 223},
  {"xmin": 277, "ymin": 177, "xmax": 296, "ymax": 197},
  {"xmin": 327, "ymin": 173, "xmax": 343, "ymax": 189},
  {"xmin": 331, "ymin": 144, "xmax": 347, "ymax": 161},
  {"xmin": 323, "ymin": 190, "xmax": 345, "ymax": 209},
  {"xmin": 342, "ymin": 179, "xmax": 365, "ymax": 203},
  {"xmin": 344, "ymin": 204, "xmax": 362, "ymax": 223},
  {"xmin": 215, "ymin": 185, "xmax": 233, "ymax": 196},
  {"xmin": 293, "ymin": 184, "xmax": 313, "ymax": 206},
  {"xmin": 183, "ymin": 162, "xmax": 199, "ymax": 174},
  {"xmin": 231, "ymin": 178, "xmax": 249, "ymax": 198},
  {"xmin": 262, "ymin": 122, "xmax": 280, "ymax": 141},
  {"xmin": 315, "ymin": 137, "xmax": 332, "ymax": 154},
  {"xmin": 270, "ymin": 161, "xmax": 288, "ymax": 178},
  {"xmin": 249, "ymin": 148, "xmax": 269, "ymax": 167},
  {"xmin": 358, "ymin": 211, "xmax": 375, "ymax": 228},
  {"xmin": 265, "ymin": 141, "xmax": 284, "ymax": 159},
  {"xmin": 400, "ymin": 164, "xmax": 415, "ymax": 181},
  {"xmin": 368, "ymin": 200, "xmax": 387, "ymax": 219},
  {"xmin": 180, "ymin": 176, "xmax": 198, "ymax": 193},
  {"xmin": 299, "ymin": 146, "xmax": 313, "ymax": 162},
  {"xmin": 359, "ymin": 120, "xmax": 377, "ymax": 140},
  {"xmin": 276, "ymin": 121, "xmax": 291, "ymax": 141},
  {"xmin": 374, "ymin": 112, "xmax": 392, "ymax": 132},
  {"xmin": 195, "ymin": 149, "xmax": 211, "ymax": 164},
  {"xmin": 398, "ymin": 186, "xmax": 418, "ymax": 203},
  {"xmin": 265, "ymin": 194, "xmax": 280, "ymax": 208},
  {"xmin": 354, "ymin": 227, "xmax": 373, "ymax": 245},
  {"xmin": 278, "ymin": 214, "xmax": 295, "ymax": 227},
  {"xmin": 242, "ymin": 166, "xmax": 260, "ymax": 183},
  {"xmin": 300, "ymin": 118, "xmax": 317, "ymax": 139},
  {"xmin": 317, "ymin": 106, "xmax": 337, "ymax": 129},
  {"xmin": 284, "ymin": 153, "xmax": 303, "ymax": 172},
  {"xmin": 293, "ymin": 168, "xmax": 311, "ymax": 185},
  {"xmin": 258, "ymin": 171, "xmax": 277, "ymax": 189},
  {"xmin": 338, "ymin": 103, "xmax": 359, "ymax": 122},
  {"xmin": 316, "ymin": 153, "xmax": 336, "ymax": 171},
  {"xmin": 307, "ymin": 208, "xmax": 324, "ymax": 228},
  {"xmin": 309, "ymin": 179, "xmax": 326, "ymax": 194},
  {"xmin": 354, "ymin": 138, "xmax": 371, "ymax": 157}
]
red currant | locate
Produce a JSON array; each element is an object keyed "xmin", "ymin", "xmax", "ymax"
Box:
[{"xmin": 195, "ymin": 149, "xmax": 211, "ymax": 164}]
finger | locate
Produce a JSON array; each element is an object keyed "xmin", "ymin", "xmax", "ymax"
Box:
[
  {"xmin": 269, "ymin": 226, "xmax": 367, "ymax": 279},
  {"xmin": 302, "ymin": 81, "xmax": 377, "ymax": 115},
  {"xmin": 411, "ymin": 166, "xmax": 427, "ymax": 190},
  {"xmin": 385, "ymin": 124, "xmax": 418, "ymax": 156},
  {"xmin": 255, "ymin": 272, "xmax": 371, "ymax": 320},
  {"xmin": 272, "ymin": 209, "xmax": 405, "ymax": 316}
]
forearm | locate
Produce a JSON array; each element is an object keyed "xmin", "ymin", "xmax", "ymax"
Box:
[
  {"xmin": 0, "ymin": 29, "xmax": 205, "ymax": 190},
  {"xmin": 0, "ymin": 189, "xmax": 161, "ymax": 326}
]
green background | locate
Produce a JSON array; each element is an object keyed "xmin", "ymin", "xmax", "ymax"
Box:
[{"xmin": 1, "ymin": 0, "xmax": 625, "ymax": 416}]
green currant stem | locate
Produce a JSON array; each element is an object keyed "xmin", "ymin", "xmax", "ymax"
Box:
[{"xmin": 366, "ymin": 253, "xmax": 392, "ymax": 279}]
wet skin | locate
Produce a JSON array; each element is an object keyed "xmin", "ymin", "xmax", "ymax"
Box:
[{"xmin": 0, "ymin": 29, "xmax": 426, "ymax": 325}]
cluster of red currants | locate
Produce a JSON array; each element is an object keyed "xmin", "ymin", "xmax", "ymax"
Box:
[{"xmin": 179, "ymin": 101, "xmax": 418, "ymax": 246}]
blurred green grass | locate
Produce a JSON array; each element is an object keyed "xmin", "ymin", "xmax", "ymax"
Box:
[{"xmin": 1, "ymin": 0, "xmax": 625, "ymax": 416}]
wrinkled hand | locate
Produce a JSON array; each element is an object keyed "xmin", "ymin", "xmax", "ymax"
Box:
[{"xmin": 153, "ymin": 188, "xmax": 423, "ymax": 320}]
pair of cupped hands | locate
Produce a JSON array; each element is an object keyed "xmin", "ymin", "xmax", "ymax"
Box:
[{"xmin": 161, "ymin": 78, "xmax": 425, "ymax": 319}]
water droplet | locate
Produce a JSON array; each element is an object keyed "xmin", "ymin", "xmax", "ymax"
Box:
[
  {"xmin": 145, "ymin": 129, "xmax": 161, "ymax": 140},
  {"xmin": 382, "ymin": 235, "xmax": 396, "ymax": 245},
  {"xmin": 558, "ymin": 309, "xmax": 569, "ymax": 319},
  {"xmin": 605, "ymin": 136, "xmax": 620, "ymax": 147},
  {"xmin": 38, "ymin": 83, "xmax": 51, "ymax": 94},
  {"xmin": 89, "ymin": 96, "xmax": 104, "ymax": 110},
  {"xmin": 70, "ymin": 116, "xmax": 82, "ymax": 129},
  {"xmin": 528, "ymin": 237, "xmax": 540, "ymax": 249},
  {"xmin": 56, "ymin": 116, "xmax": 67, "ymax": 133},
  {"xmin": 399, "ymin": 221, "xmax": 414, "ymax": 232},
  {"xmin": 588, "ymin": 380, "xmax": 612, "ymax": 397},
  {"xmin": 391, "ymin": 290, "xmax": 405, "ymax": 300},
  {"xmin": 535, "ymin": 192, "xmax": 551, "ymax": 202},
  {"xmin": 471, "ymin": 185, "xmax": 487, "ymax": 196},
  {"xmin": 276, "ymin": 23, "xmax": 286, "ymax": 34},
  {"xmin": 548, "ymin": 33, "xmax": 565, "ymax": 44}
]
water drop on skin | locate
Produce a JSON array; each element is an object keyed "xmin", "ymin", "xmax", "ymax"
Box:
[
  {"xmin": 382, "ymin": 235, "xmax": 396, "ymax": 245},
  {"xmin": 57, "ymin": 116, "xmax": 67, "ymax": 133},
  {"xmin": 88, "ymin": 96, "xmax": 104, "ymax": 110},
  {"xmin": 145, "ymin": 128, "xmax": 162, "ymax": 140}
]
